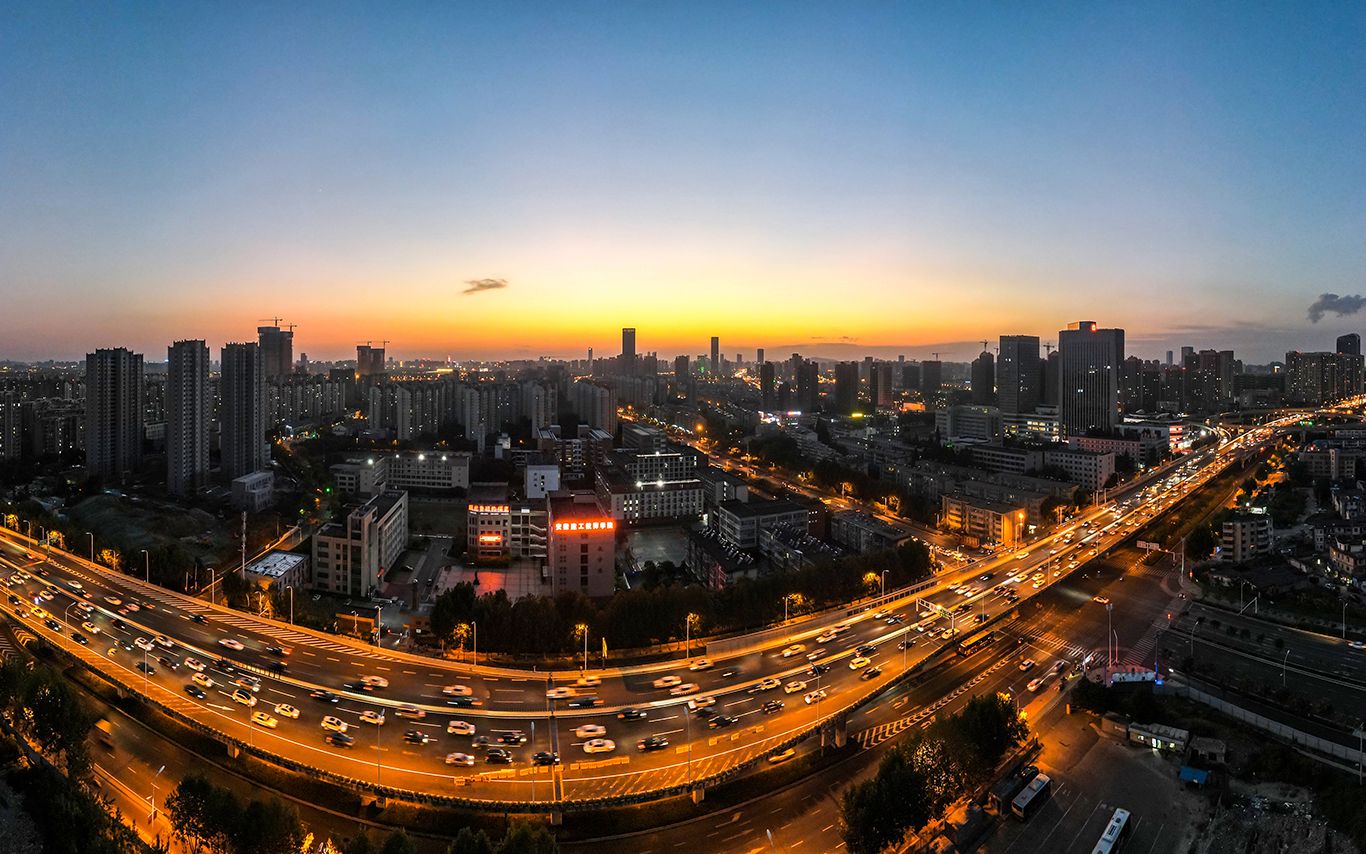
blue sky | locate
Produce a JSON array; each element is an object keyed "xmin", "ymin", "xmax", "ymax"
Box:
[{"xmin": 2, "ymin": 2, "xmax": 1363, "ymax": 361}]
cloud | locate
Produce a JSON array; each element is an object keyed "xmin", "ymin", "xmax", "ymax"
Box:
[
  {"xmin": 1308, "ymin": 293, "xmax": 1366, "ymax": 322},
  {"xmin": 463, "ymin": 278, "xmax": 508, "ymax": 296}
]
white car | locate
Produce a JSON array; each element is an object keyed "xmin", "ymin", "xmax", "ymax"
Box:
[
  {"xmin": 218, "ymin": 638, "xmax": 244, "ymax": 651},
  {"xmin": 134, "ymin": 637, "xmax": 155, "ymax": 652},
  {"xmin": 652, "ymin": 675, "xmax": 682, "ymax": 689},
  {"xmin": 583, "ymin": 738, "xmax": 616, "ymax": 754},
  {"xmin": 546, "ymin": 687, "xmax": 575, "ymax": 700},
  {"xmin": 442, "ymin": 684, "xmax": 473, "ymax": 697},
  {"xmin": 183, "ymin": 657, "xmax": 205, "ymax": 672},
  {"xmin": 1019, "ymin": 658, "xmax": 1036, "ymax": 672},
  {"xmin": 575, "ymin": 675, "xmax": 602, "ymax": 688},
  {"xmin": 445, "ymin": 752, "xmax": 475, "ymax": 767},
  {"xmin": 848, "ymin": 656, "xmax": 872, "ymax": 670},
  {"xmin": 274, "ymin": 703, "xmax": 300, "ymax": 719},
  {"xmin": 754, "ymin": 677, "xmax": 781, "ymax": 692},
  {"xmin": 575, "ymin": 724, "xmax": 607, "ymax": 739},
  {"xmin": 688, "ymin": 658, "xmax": 714, "ymax": 672},
  {"xmin": 359, "ymin": 710, "xmax": 386, "ymax": 725},
  {"xmin": 154, "ymin": 635, "xmax": 173, "ymax": 649},
  {"xmin": 871, "ymin": 610, "xmax": 887, "ymax": 619},
  {"xmin": 816, "ymin": 631, "xmax": 837, "ymax": 644},
  {"xmin": 1027, "ymin": 678, "xmax": 1045, "ymax": 692},
  {"xmin": 321, "ymin": 716, "xmax": 348, "ymax": 733},
  {"xmin": 803, "ymin": 689, "xmax": 828, "ymax": 705},
  {"xmin": 104, "ymin": 596, "xmax": 122, "ymax": 607},
  {"xmin": 783, "ymin": 680, "xmax": 806, "ymax": 694},
  {"xmin": 447, "ymin": 720, "xmax": 476, "ymax": 736},
  {"xmin": 781, "ymin": 644, "xmax": 806, "ymax": 658},
  {"xmin": 251, "ymin": 711, "xmax": 278, "ymax": 729},
  {"xmin": 360, "ymin": 675, "xmax": 389, "ymax": 689},
  {"xmin": 668, "ymin": 682, "xmax": 699, "ymax": 697}
]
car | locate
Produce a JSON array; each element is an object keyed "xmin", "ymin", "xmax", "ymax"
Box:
[
  {"xmin": 265, "ymin": 645, "xmax": 291, "ymax": 657},
  {"xmin": 638, "ymin": 735, "xmax": 670, "ymax": 751},
  {"xmin": 134, "ymin": 637, "xmax": 155, "ymax": 652},
  {"xmin": 359, "ymin": 710, "xmax": 386, "ymax": 726},
  {"xmin": 185, "ymin": 684, "xmax": 207, "ymax": 699},
  {"xmin": 395, "ymin": 704, "xmax": 426, "ymax": 720},
  {"xmin": 442, "ymin": 684, "xmax": 473, "ymax": 697},
  {"xmin": 855, "ymin": 644, "xmax": 876, "ymax": 656},
  {"xmin": 806, "ymin": 662, "xmax": 831, "ymax": 676},
  {"xmin": 978, "ymin": 573, "xmax": 994, "ymax": 582},
  {"xmin": 445, "ymin": 752, "xmax": 475, "ymax": 766},
  {"xmin": 484, "ymin": 748, "xmax": 513, "ymax": 764},
  {"xmin": 861, "ymin": 666, "xmax": 883, "ymax": 680},
  {"xmin": 233, "ymin": 675, "xmax": 260, "ymax": 692},
  {"xmin": 438, "ymin": 718, "xmax": 474, "ymax": 736},
  {"xmin": 574, "ymin": 674, "xmax": 602, "ymax": 688},
  {"xmin": 687, "ymin": 696, "xmax": 716, "ymax": 711},
  {"xmin": 753, "ymin": 677, "xmax": 782, "ymax": 693},
  {"xmin": 251, "ymin": 711, "xmax": 278, "ymax": 729},
  {"xmin": 404, "ymin": 729, "xmax": 434, "ymax": 745},
  {"xmin": 668, "ymin": 683, "xmax": 699, "ymax": 696},
  {"xmin": 618, "ymin": 708, "xmax": 647, "ymax": 721},
  {"xmin": 803, "ymin": 689, "xmax": 828, "ymax": 705},
  {"xmin": 497, "ymin": 731, "xmax": 528, "ymax": 745},
  {"xmin": 651, "ymin": 675, "xmax": 682, "ymax": 689},
  {"xmin": 546, "ymin": 687, "xmax": 575, "ymax": 700},
  {"xmin": 231, "ymin": 689, "xmax": 256, "ymax": 707},
  {"xmin": 310, "ymin": 690, "xmax": 340, "ymax": 703},
  {"xmin": 135, "ymin": 661, "xmax": 155, "ymax": 675},
  {"xmin": 567, "ymin": 695, "xmax": 602, "ymax": 708},
  {"xmin": 1093, "ymin": 595, "xmax": 1111, "ymax": 605},
  {"xmin": 1027, "ymin": 677, "xmax": 1045, "ymax": 692},
  {"xmin": 871, "ymin": 610, "xmax": 887, "ymax": 619},
  {"xmin": 896, "ymin": 639, "xmax": 915, "ymax": 651},
  {"xmin": 104, "ymin": 596, "xmax": 122, "ymax": 607},
  {"xmin": 470, "ymin": 735, "xmax": 492, "ymax": 748},
  {"xmin": 150, "ymin": 654, "xmax": 177, "ymax": 670},
  {"xmin": 1032, "ymin": 579, "xmax": 1045, "ymax": 589},
  {"xmin": 762, "ymin": 699, "xmax": 785, "ymax": 714},
  {"xmin": 688, "ymin": 658, "xmax": 714, "ymax": 671},
  {"xmin": 111, "ymin": 618, "xmax": 127, "ymax": 631},
  {"xmin": 768, "ymin": 748, "xmax": 796, "ymax": 764},
  {"xmin": 1350, "ymin": 641, "xmax": 1366, "ymax": 650},
  {"xmin": 805, "ymin": 648, "xmax": 826, "ymax": 661},
  {"xmin": 1018, "ymin": 658, "xmax": 1036, "ymax": 672},
  {"xmin": 327, "ymin": 731, "xmax": 355, "ymax": 748},
  {"xmin": 445, "ymin": 696, "xmax": 478, "ymax": 708},
  {"xmin": 780, "ymin": 644, "xmax": 806, "ymax": 658},
  {"xmin": 532, "ymin": 751, "xmax": 560, "ymax": 766},
  {"xmin": 321, "ymin": 716, "xmax": 349, "ymax": 733},
  {"xmin": 154, "ymin": 635, "xmax": 173, "ymax": 649},
  {"xmin": 694, "ymin": 706, "xmax": 718, "ymax": 720},
  {"xmin": 784, "ymin": 680, "xmax": 807, "ymax": 694},
  {"xmin": 707, "ymin": 714, "xmax": 738, "ymax": 729},
  {"xmin": 124, "ymin": 602, "xmax": 140, "ymax": 612},
  {"xmin": 575, "ymin": 724, "xmax": 607, "ymax": 739},
  {"xmin": 816, "ymin": 631, "xmax": 837, "ymax": 644},
  {"xmin": 848, "ymin": 656, "xmax": 872, "ymax": 670},
  {"xmin": 359, "ymin": 675, "xmax": 389, "ymax": 689},
  {"xmin": 71, "ymin": 631, "xmax": 89, "ymax": 645},
  {"xmin": 1016, "ymin": 551, "xmax": 1029, "ymax": 559},
  {"xmin": 191, "ymin": 613, "xmax": 207, "ymax": 624},
  {"xmin": 583, "ymin": 738, "xmax": 616, "ymax": 754},
  {"xmin": 218, "ymin": 638, "xmax": 245, "ymax": 651},
  {"xmin": 344, "ymin": 681, "xmax": 377, "ymax": 693}
]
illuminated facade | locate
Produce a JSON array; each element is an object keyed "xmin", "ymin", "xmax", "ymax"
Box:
[{"xmin": 548, "ymin": 494, "xmax": 616, "ymax": 598}]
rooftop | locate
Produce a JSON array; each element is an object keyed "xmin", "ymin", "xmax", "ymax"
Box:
[{"xmin": 246, "ymin": 550, "xmax": 307, "ymax": 579}]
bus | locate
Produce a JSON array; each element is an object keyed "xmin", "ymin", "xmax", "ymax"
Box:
[
  {"xmin": 1010, "ymin": 772, "xmax": 1051, "ymax": 820},
  {"xmin": 1091, "ymin": 807, "xmax": 1130, "ymax": 853},
  {"xmin": 957, "ymin": 628, "xmax": 994, "ymax": 656}
]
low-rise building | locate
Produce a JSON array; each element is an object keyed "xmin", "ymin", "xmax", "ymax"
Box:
[
  {"xmin": 245, "ymin": 550, "xmax": 309, "ymax": 590},
  {"xmin": 594, "ymin": 467, "xmax": 704, "ymax": 523},
  {"xmin": 1042, "ymin": 447, "xmax": 1115, "ymax": 492},
  {"xmin": 231, "ymin": 471, "xmax": 275, "ymax": 512},
  {"xmin": 716, "ymin": 498, "xmax": 810, "ymax": 549},
  {"xmin": 547, "ymin": 493, "xmax": 617, "ymax": 598},
  {"xmin": 311, "ymin": 490, "xmax": 408, "ymax": 597},
  {"xmin": 969, "ymin": 445, "xmax": 1043, "ymax": 476},
  {"xmin": 940, "ymin": 493, "xmax": 1028, "ymax": 547},
  {"xmin": 686, "ymin": 527, "xmax": 757, "ymax": 589},
  {"xmin": 466, "ymin": 485, "xmax": 548, "ymax": 563},
  {"xmin": 1220, "ymin": 511, "xmax": 1273, "ymax": 562},
  {"xmin": 524, "ymin": 463, "xmax": 561, "ymax": 499},
  {"xmin": 829, "ymin": 510, "xmax": 915, "ymax": 554},
  {"xmin": 935, "ymin": 405, "xmax": 1002, "ymax": 444}
]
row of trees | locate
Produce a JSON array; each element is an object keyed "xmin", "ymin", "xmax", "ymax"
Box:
[
  {"xmin": 839, "ymin": 694, "xmax": 1028, "ymax": 854},
  {"xmin": 429, "ymin": 539, "xmax": 934, "ymax": 655},
  {"xmin": 164, "ymin": 773, "xmax": 305, "ymax": 854}
]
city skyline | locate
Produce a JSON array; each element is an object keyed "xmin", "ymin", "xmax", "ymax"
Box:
[{"xmin": 3, "ymin": 4, "xmax": 1365, "ymax": 362}]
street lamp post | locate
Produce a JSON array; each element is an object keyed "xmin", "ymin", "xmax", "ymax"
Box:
[
  {"xmin": 149, "ymin": 764, "xmax": 165, "ymax": 821},
  {"xmin": 141, "ymin": 549, "xmax": 150, "ymax": 583},
  {"xmin": 1282, "ymin": 648, "xmax": 1291, "ymax": 687},
  {"xmin": 287, "ymin": 586, "xmax": 295, "ymax": 625},
  {"xmin": 1106, "ymin": 602, "xmax": 1115, "ymax": 671},
  {"xmin": 879, "ymin": 570, "xmax": 888, "ymax": 600},
  {"xmin": 88, "ymin": 532, "xmax": 95, "ymax": 563}
]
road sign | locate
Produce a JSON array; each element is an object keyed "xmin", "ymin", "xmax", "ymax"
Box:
[{"xmin": 1137, "ymin": 540, "xmax": 1161, "ymax": 551}]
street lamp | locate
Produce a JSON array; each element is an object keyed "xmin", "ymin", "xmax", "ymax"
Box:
[
  {"xmin": 286, "ymin": 586, "xmax": 295, "ymax": 625},
  {"xmin": 879, "ymin": 570, "xmax": 888, "ymax": 600},
  {"xmin": 684, "ymin": 612, "xmax": 699, "ymax": 663},
  {"xmin": 149, "ymin": 764, "xmax": 165, "ymax": 821},
  {"xmin": 576, "ymin": 623, "xmax": 588, "ymax": 673},
  {"xmin": 141, "ymin": 549, "xmax": 150, "ymax": 583},
  {"xmin": 88, "ymin": 532, "xmax": 95, "ymax": 563},
  {"xmin": 1282, "ymin": 648, "xmax": 1291, "ymax": 687},
  {"xmin": 1106, "ymin": 602, "xmax": 1115, "ymax": 671}
]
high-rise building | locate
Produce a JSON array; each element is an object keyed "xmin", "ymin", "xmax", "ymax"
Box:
[
  {"xmin": 621, "ymin": 327, "xmax": 637, "ymax": 375},
  {"xmin": 998, "ymin": 335, "xmax": 1040, "ymax": 414},
  {"xmin": 870, "ymin": 362, "xmax": 893, "ymax": 409},
  {"xmin": 1338, "ymin": 334, "xmax": 1362, "ymax": 357},
  {"xmin": 921, "ymin": 360, "xmax": 942, "ymax": 397},
  {"xmin": 166, "ymin": 340, "xmax": 210, "ymax": 495},
  {"xmin": 756, "ymin": 348, "xmax": 765, "ymax": 364},
  {"xmin": 220, "ymin": 342, "xmax": 267, "ymax": 481},
  {"xmin": 0, "ymin": 390, "xmax": 22, "ymax": 461},
  {"xmin": 759, "ymin": 361, "xmax": 776, "ymax": 408},
  {"xmin": 1041, "ymin": 350, "xmax": 1060, "ymax": 406},
  {"xmin": 85, "ymin": 348, "xmax": 144, "ymax": 481},
  {"xmin": 970, "ymin": 351, "xmax": 995, "ymax": 405},
  {"xmin": 257, "ymin": 324, "xmax": 294, "ymax": 381},
  {"xmin": 834, "ymin": 361, "xmax": 860, "ymax": 414},
  {"xmin": 1058, "ymin": 321, "xmax": 1124, "ymax": 437},
  {"xmin": 795, "ymin": 360, "xmax": 819, "ymax": 413},
  {"xmin": 710, "ymin": 337, "xmax": 720, "ymax": 376},
  {"xmin": 356, "ymin": 344, "xmax": 385, "ymax": 379}
]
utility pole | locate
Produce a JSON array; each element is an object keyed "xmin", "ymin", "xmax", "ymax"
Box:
[{"xmin": 239, "ymin": 511, "xmax": 247, "ymax": 579}]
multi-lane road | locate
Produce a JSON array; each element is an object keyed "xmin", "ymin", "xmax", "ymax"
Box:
[{"xmin": 0, "ymin": 418, "xmax": 1284, "ymax": 807}]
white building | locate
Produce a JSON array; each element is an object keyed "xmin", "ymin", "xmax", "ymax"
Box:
[
  {"xmin": 231, "ymin": 470, "xmax": 275, "ymax": 512},
  {"xmin": 312, "ymin": 490, "xmax": 409, "ymax": 597},
  {"xmin": 525, "ymin": 464, "xmax": 561, "ymax": 499}
]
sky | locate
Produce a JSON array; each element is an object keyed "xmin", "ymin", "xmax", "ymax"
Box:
[{"xmin": 2, "ymin": 2, "xmax": 1364, "ymax": 363}]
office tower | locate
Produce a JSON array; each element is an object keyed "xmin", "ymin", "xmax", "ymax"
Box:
[
  {"xmin": 1040, "ymin": 350, "xmax": 1060, "ymax": 406},
  {"xmin": 921, "ymin": 360, "xmax": 942, "ymax": 397},
  {"xmin": 220, "ymin": 342, "xmax": 267, "ymax": 480},
  {"xmin": 834, "ymin": 361, "xmax": 860, "ymax": 414},
  {"xmin": 756, "ymin": 348, "xmax": 765, "ymax": 365},
  {"xmin": 257, "ymin": 323, "xmax": 293, "ymax": 381},
  {"xmin": 166, "ymin": 340, "xmax": 210, "ymax": 495},
  {"xmin": 970, "ymin": 351, "xmax": 995, "ymax": 405},
  {"xmin": 85, "ymin": 348, "xmax": 144, "ymax": 481},
  {"xmin": 587, "ymin": 347, "xmax": 594, "ymax": 375},
  {"xmin": 1057, "ymin": 321, "xmax": 1124, "ymax": 437},
  {"xmin": 795, "ymin": 360, "xmax": 819, "ymax": 412},
  {"xmin": 870, "ymin": 362, "xmax": 893, "ymax": 409},
  {"xmin": 862, "ymin": 355, "xmax": 874, "ymax": 383},
  {"xmin": 673, "ymin": 355, "xmax": 689, "ymax": 377},
  {"xmin": 1180, "ymin": 346, "xmax": 1195, "ymax": 367},
  {"xmin": 998, "ymin": 335, "xmax": 1040, "ymax": 414},
  {"xmin": 759, "ymin": 361, "xmax": 776, "ymax": 408},
  {"xmin": 1338, "ymin": 334, "xmax": 1361, "ymax": 357},
  {"xmin": 1165, "ymin": 350, "xmax": 1174, "ymax": 367},
  {"xmin": 901, "ymin": 362, "xmax": 921, "ymax": 392},
  {"xmin": 621, "ymin": 327, "xmax": 637, "ymax": 375},
  {"xmin": 710, "ymin": 337, "xmax": 720, "ymax": 376},
  {"xmin": 356, "ymin": 344, "xmax": 385, "ymax": 379},
  {"xmin": 0, "ymin": 390, "xmax": 21, "ymax": 461}
]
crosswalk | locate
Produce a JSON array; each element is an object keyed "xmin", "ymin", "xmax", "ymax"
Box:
[
  {"xmin": 211, "ymin": 613, "xmax": 388, "ymax": 659},
  {"xmin": 855, "ymin": 656, "xmax": 1012, "ymax": 749},
  {"xmin": 1018, "ymin": 626, "xmax": 1091, "ymax": 660}
]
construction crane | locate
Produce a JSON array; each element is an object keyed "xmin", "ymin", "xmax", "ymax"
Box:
[
  {"xmin": 258, "ymin": 317, "xmax": 285, "ymax": 327},
  {"xmin": 1043, "ymin": 342, "xmax": 1055, "ymax": 356}
]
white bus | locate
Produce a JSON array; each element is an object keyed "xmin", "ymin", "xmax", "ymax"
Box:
[
  {"xmin": 1010, "ymin": 772, "xmax": 1051, "ymax": 820},
  {"xmin": 1091, "ymin": 807, "xmax": 1130, "ymax": 853}
]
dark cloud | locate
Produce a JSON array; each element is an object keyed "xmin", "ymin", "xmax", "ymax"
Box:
[
  {"xmin": 1308, "ymin": 293, "xmax": 1366, "ymax": 323},
  {"xmin": 463, "ymin": 278, "xmax": 508, "ymax": 296}
]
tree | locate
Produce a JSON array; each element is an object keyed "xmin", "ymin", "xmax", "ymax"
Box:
[
  {"xmin": 235, "ymin": 798, "xmax": 305, "ymax": 854},
  {"xmin": 379, "ymin": 830, "xmax": 418, "ymax": 854},
  {"xmin": 1186, "ymin": 525, "xmax": 1217, "ymax": 560},
  {"xmin": 448, "ymin": 827, "xmax": 495, "ymax": 854},
  {"xmin": 495, "ymin": 821, "xmax": 557, "ymax": 854},
  {"xmin": 166, "ymin": 774, "xmax": 237, "ymax": 853},
  {"xmin": 342, "ymin": 830, "xmax": 376, "ymax": 854}
]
